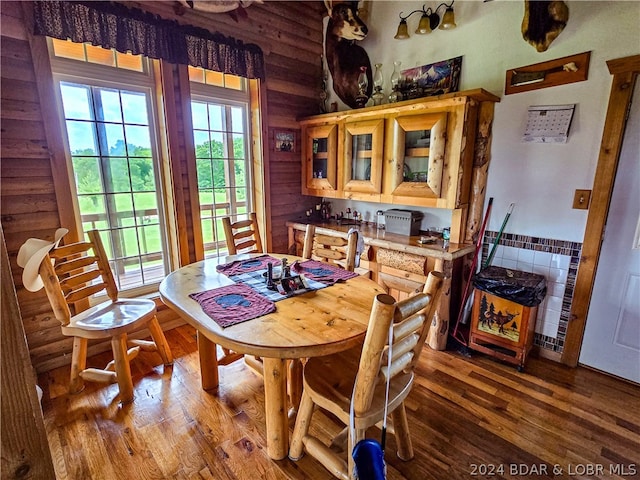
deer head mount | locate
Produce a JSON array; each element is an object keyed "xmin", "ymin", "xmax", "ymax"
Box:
[
  {"xmin": 522, "ymin": 0, "xmax": 568, "ymax": 52},
  {"xmin": 324, "ymin": 1, "xmax": 373, "ymax": 109}
]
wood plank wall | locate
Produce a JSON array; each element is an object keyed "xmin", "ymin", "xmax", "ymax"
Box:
[
  {"xmin": 130, "ymin": 0, "xmax": 324, "ymax": 251},
  {"xmin": 0, "ymin": 1, "xmax": 325, "ymax": 372}
]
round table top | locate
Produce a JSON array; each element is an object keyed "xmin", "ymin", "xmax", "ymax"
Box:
[{"xmin": 159, "ymin": 254, "xmax": 386, "ymax": 359}]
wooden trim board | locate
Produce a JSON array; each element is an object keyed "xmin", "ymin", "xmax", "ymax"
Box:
[{"xmin": 505, "ymin": 52, "xmax": 591, "ymax": 95}]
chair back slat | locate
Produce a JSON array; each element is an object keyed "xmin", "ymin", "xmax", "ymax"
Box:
[
  {"xmin": 58, "ymin": 268, "xmax": 102, "ymax": 292},
  {"xmin": 54, "ymin": 256, "xmax": 97, "ymax": 275},
  {"xmin": 50, "ymin": 242, "xmax": 92, "ymax": 258},
  {"xmin": 222, "ymin": 212, "xmax": 263, "ymax": 255},
  {"xmin": 315, "ymin": 235, "xmax": 348, "ymax": 247},
  {"xmin": 65, "ymin": 283, "xmax": 108, "ymax": 304},
  {"xmin": 353, "ymin": 271, "xmax": 444, "ymax": 415},
  {"xmin": 380, "ymin": 352, "xmax": 413, "ymax": 381},
  {"xmin": 302, "ymin": 225, "xmax": 357, "ymax": 272}
]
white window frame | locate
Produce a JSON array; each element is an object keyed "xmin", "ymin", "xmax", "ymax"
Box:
[
  {"xmin": 48, "ymin": 42, "xmax": 175, "ymax": 296},
  {"xmin": 189, "ymin": 80, "xmax": 255, "ymax": 258}
]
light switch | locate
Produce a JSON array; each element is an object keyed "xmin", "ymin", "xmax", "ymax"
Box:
[{"xmin": 573, "ymin": 189, "xmax": 591, "ymax": 209}]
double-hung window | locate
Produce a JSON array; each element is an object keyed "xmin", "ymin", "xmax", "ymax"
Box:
[
  {"xmin": 188, "ymin": 67, "xmax": 255, "ymax": 258},
  {"xmin": 49, "ymin": 39, "xmax": 171, "ymax": 294}
]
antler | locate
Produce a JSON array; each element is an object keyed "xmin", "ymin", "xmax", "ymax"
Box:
[{"xmin": 324, "ymin": 0, "xmax": 332, "ymax": 15}]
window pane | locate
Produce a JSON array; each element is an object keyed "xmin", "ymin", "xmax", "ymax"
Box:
[
  {"xmin": 121, "ymin": 92, "xmax": 148, "ymax": 124},
  {"xmin": 67, "ymin": 121, "xmax": 97, "ymax": 154},
  {"xmin": 125, "ymin": 125, "xmax": 151, "ymax": 152},
  {"xmin": 52, "ymin": 39, "xmax": 86, "ymax": 61},
  {"xmin": 232, "ymin": 134, "xmax": 245, "ymax": 159},
  {"xmin": 106, "ymin": 157, "xmax": 131, "ymax": 193},
  {"xmin": 196, "ymin": 159, "xmax": 213, "ymax": 189},
  {"xmin": 60, "ymin": 84, "xmax": 92, "ymax": 120},
  {"xmin": 210, "ymin": 132, "xmax": 225, "ymax": 158},
  {"xmin": 212, "ymin": 160, "xmax": 227, "ymax": 186},
  {"xmin": 115, "ymin": 52, "xmax": 143, "ymax": 72},
  {"xmin": 86, "ymin": 44, "xmax": 115, "ymax": 67},
  {"xmin": 191, "ymin": 102, "xmax": 208, "ymax": 129},
  {"xmin": 130, "ymin": 157, "xmax": 155, "ymax": 192},
  {"xmin": 234, "ymin": 160, "xmax": 246, "ymax": 187},
  {"xmin": 188, "ymin": 66, "xmax": 205, "ymax": 84},
  {"xmin": 194, "ymin": 131, "xmax": 211, "ymax": 158},
  {"xmin": 224, "ymin": 75, "xmax": 243, "ymax": 91},
  {"xmin": 104, "ymin": 124, "xmax": 126, "ymax": 156},
  {"xmin": 97, "ymin": 89, "xmax": 123, "ymax": 123},
  {"xmin": 205, "ymin": 70, "xmax": 224, "ymax": 87},
  {"xmin": 133, "ymin": 191, "xmax": 158, "ymax": 219},
  {"xmin": 231, "ymin": 107, "xmax": 244, "ymax": 133},
  {"xmin": 208, "ymin": 104, "xmax": 224, "ymax": 131},
  {"xmin": 72, "ymin": 157, "xmax": 102, "ymax": 193}
]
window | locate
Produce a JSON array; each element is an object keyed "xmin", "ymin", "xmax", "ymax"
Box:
[
  {"xmin": 189, "ymin": 69, "xmax": 254, "ymax": 258},
  {"xmin": 50, "ymin": 40, "xmax": 170, "ymax": 293}
]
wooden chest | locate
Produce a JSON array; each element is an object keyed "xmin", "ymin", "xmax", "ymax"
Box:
[{"xmin": 469, "ymin": 288, "xmax": 539, "ymax": 371}]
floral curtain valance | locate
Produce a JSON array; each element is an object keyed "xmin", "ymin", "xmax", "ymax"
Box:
[{"xmin": 33, "ymin": 1, "xmax": 265, "ymax": 80}]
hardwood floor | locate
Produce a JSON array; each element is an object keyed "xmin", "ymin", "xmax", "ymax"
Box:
[{"xmin": 38, "ymin": 325, "xmax": 640, "ymax": 480}]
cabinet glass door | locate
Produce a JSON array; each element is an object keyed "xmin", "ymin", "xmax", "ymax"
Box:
[
  {"xmin": 388, "ymin": 112, "xmax": 447, "ymax": 199},
  {"xmin": 343, "ymin": 118, "xmax": 384, "ymax": 194},
  {"xmin": 304, "ymin": 123, "xmax": 338, "ymax": 194}
]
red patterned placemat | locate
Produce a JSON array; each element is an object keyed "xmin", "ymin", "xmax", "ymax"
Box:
[
  {"xmin": 291, "ymin": 260, "xmax": 358, "ymax": 284},
  {"xmin": 190, "ymin": 283, "xmax": 276, "ymax": 328},
  {"xmin": 216, "ymin": 255, "xmax": 281, "ymax": 277}
]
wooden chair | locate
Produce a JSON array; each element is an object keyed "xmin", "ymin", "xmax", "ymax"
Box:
[
  {"xmin": 221, "ymin": 212, "xmax": 263, "ymax": 255},
  {"xmin": 219, "ymin": 213, "xmax": 265, "ymax": 374},
  {"xmin": 38, "ymin": 230, "xmax": 173, "ymax": 404},
  {"xmin": 289, "ymin": 271, "xmax": 445, "ymax": 479},
  {"xmin": 302, "ymin": 224, "xmax": 357, "ymax": 272}
]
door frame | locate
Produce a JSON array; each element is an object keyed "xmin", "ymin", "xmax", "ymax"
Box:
[{"xmin": 562, "ymin": 55, "xmax": 640, "ymax": 367}]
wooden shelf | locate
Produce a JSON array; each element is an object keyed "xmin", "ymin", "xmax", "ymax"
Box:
[
  {"xmin": 405, "ymin": 147, "xmax": 430, "ymax": 157},
  {"xmin": 313, "ymin": 152, "xmax": 328, "ymax": 159}
]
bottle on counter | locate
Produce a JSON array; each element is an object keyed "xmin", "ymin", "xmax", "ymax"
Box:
[{"xmin": 376, "ymin": 210, "xmax": 385, "ymax": 229}]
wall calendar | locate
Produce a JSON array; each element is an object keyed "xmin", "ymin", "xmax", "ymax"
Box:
[{"xmin": 522, "ymin": 104, "xmax": 576, "ymax": 143}]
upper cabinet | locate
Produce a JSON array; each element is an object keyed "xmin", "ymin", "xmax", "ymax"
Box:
[
  {"xmin": 383, "ymin": 111, "xmax": 447, "ymax": 205},
  {"xmin": 303, "ymin": 122, "xmax": 339, "ymax": 197},
  {"xmin": 299, "ymin": 89, "xmax": 500, "ymax": 210},
  {"xmin": 342, "ymin": 118, "xmax": 384, "ymax": 200}
]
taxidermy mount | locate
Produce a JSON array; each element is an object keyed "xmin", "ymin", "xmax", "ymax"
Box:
[
  {"xmin": 522, "ymin": 0, "xmax": 568, "ymax": 52},
  {"xmin": 324, "ymin": 1, "xmax": 373, "ymax": 109}
]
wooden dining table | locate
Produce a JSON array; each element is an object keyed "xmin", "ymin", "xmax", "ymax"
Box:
[{"xmin": 158, "ymin": 253, "xmax": 385, "ymax": 460}]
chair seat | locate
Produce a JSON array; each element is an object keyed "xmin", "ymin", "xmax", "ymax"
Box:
[
  {"xmin": 62, "ymin": 298, "xmax": 157, "ymax": 339},
  {"xmin": 303, "ymin": 346, "xmax": 414, "ymax": 428}
]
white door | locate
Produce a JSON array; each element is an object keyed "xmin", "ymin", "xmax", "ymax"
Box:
[{"xmin": 579, "ymin": 81, "xmax": 640, "ymax": 383}]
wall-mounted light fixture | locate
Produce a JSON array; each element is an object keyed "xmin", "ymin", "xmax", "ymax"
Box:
[{"xmin": 394, "ymin": 1, "xmax": 457, "ymax": 39}]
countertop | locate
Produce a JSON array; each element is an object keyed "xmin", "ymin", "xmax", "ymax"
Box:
[{"xmin": 286, "ymin": 220, "xmax": 475, "ymax": 261}]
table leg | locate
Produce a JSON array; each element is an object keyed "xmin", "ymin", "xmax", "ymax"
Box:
[
  {"xmin": 197, "ymin": 332, "xmax": 219, "ymax": 392},
  {"xmin": 263, "ymin": 357, "xmax": 288, "ymax": 460},
  {"xmin": 288, "ymin": 359, "xmax": 303, "ymax": 415}
]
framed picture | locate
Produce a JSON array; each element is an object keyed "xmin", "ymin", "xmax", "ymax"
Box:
[
  {"xmin": 274, "ymin": 129, "xmax": 296, "ymax": 153},
  {"xmin": 401, "ymin": 56, "xmax": 463, "ymax": 98}
]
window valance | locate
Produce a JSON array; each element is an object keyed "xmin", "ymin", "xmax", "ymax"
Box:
[{"xmin": 33, "ymin": 1, "xmax": 265, "ymax": 80}]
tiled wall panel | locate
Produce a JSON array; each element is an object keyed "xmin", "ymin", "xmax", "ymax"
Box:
[{"xmin": 481, "ymin": 231, "xmax": 582, "ymax": 353}]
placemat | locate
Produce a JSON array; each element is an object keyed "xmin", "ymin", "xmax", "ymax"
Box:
[
  {"xmin": 216, "ymin": 254, "xmax": 281, "ymax": 276},
  {"xmin": 189, "ymin": 283, "xmax": 276, "ymax": 328},
  {"xmin": 291, "ymin": 259, "xmax": 359, "ymax": 284}
]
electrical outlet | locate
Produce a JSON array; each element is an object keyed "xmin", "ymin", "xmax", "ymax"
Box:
[{"xmin": 573, "ymin": 189, "xmax": 591, "ymax": 209}]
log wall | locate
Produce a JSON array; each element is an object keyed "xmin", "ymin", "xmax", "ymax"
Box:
[{"xmin": 0, "ymin": 1, "xmax": 324, "ymax": 372}]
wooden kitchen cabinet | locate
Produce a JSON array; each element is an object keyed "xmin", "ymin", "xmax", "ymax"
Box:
[
  {"xmin": 341, "ymin": 117, "xmax": 384, "ymax": 200},
  {"xmin": 299, "ymin": 90, "xmax": 500, "ymax": 243},
  {"xmin": 302, "ymin": 122, "xmax": 339, "ymax": 197}
]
